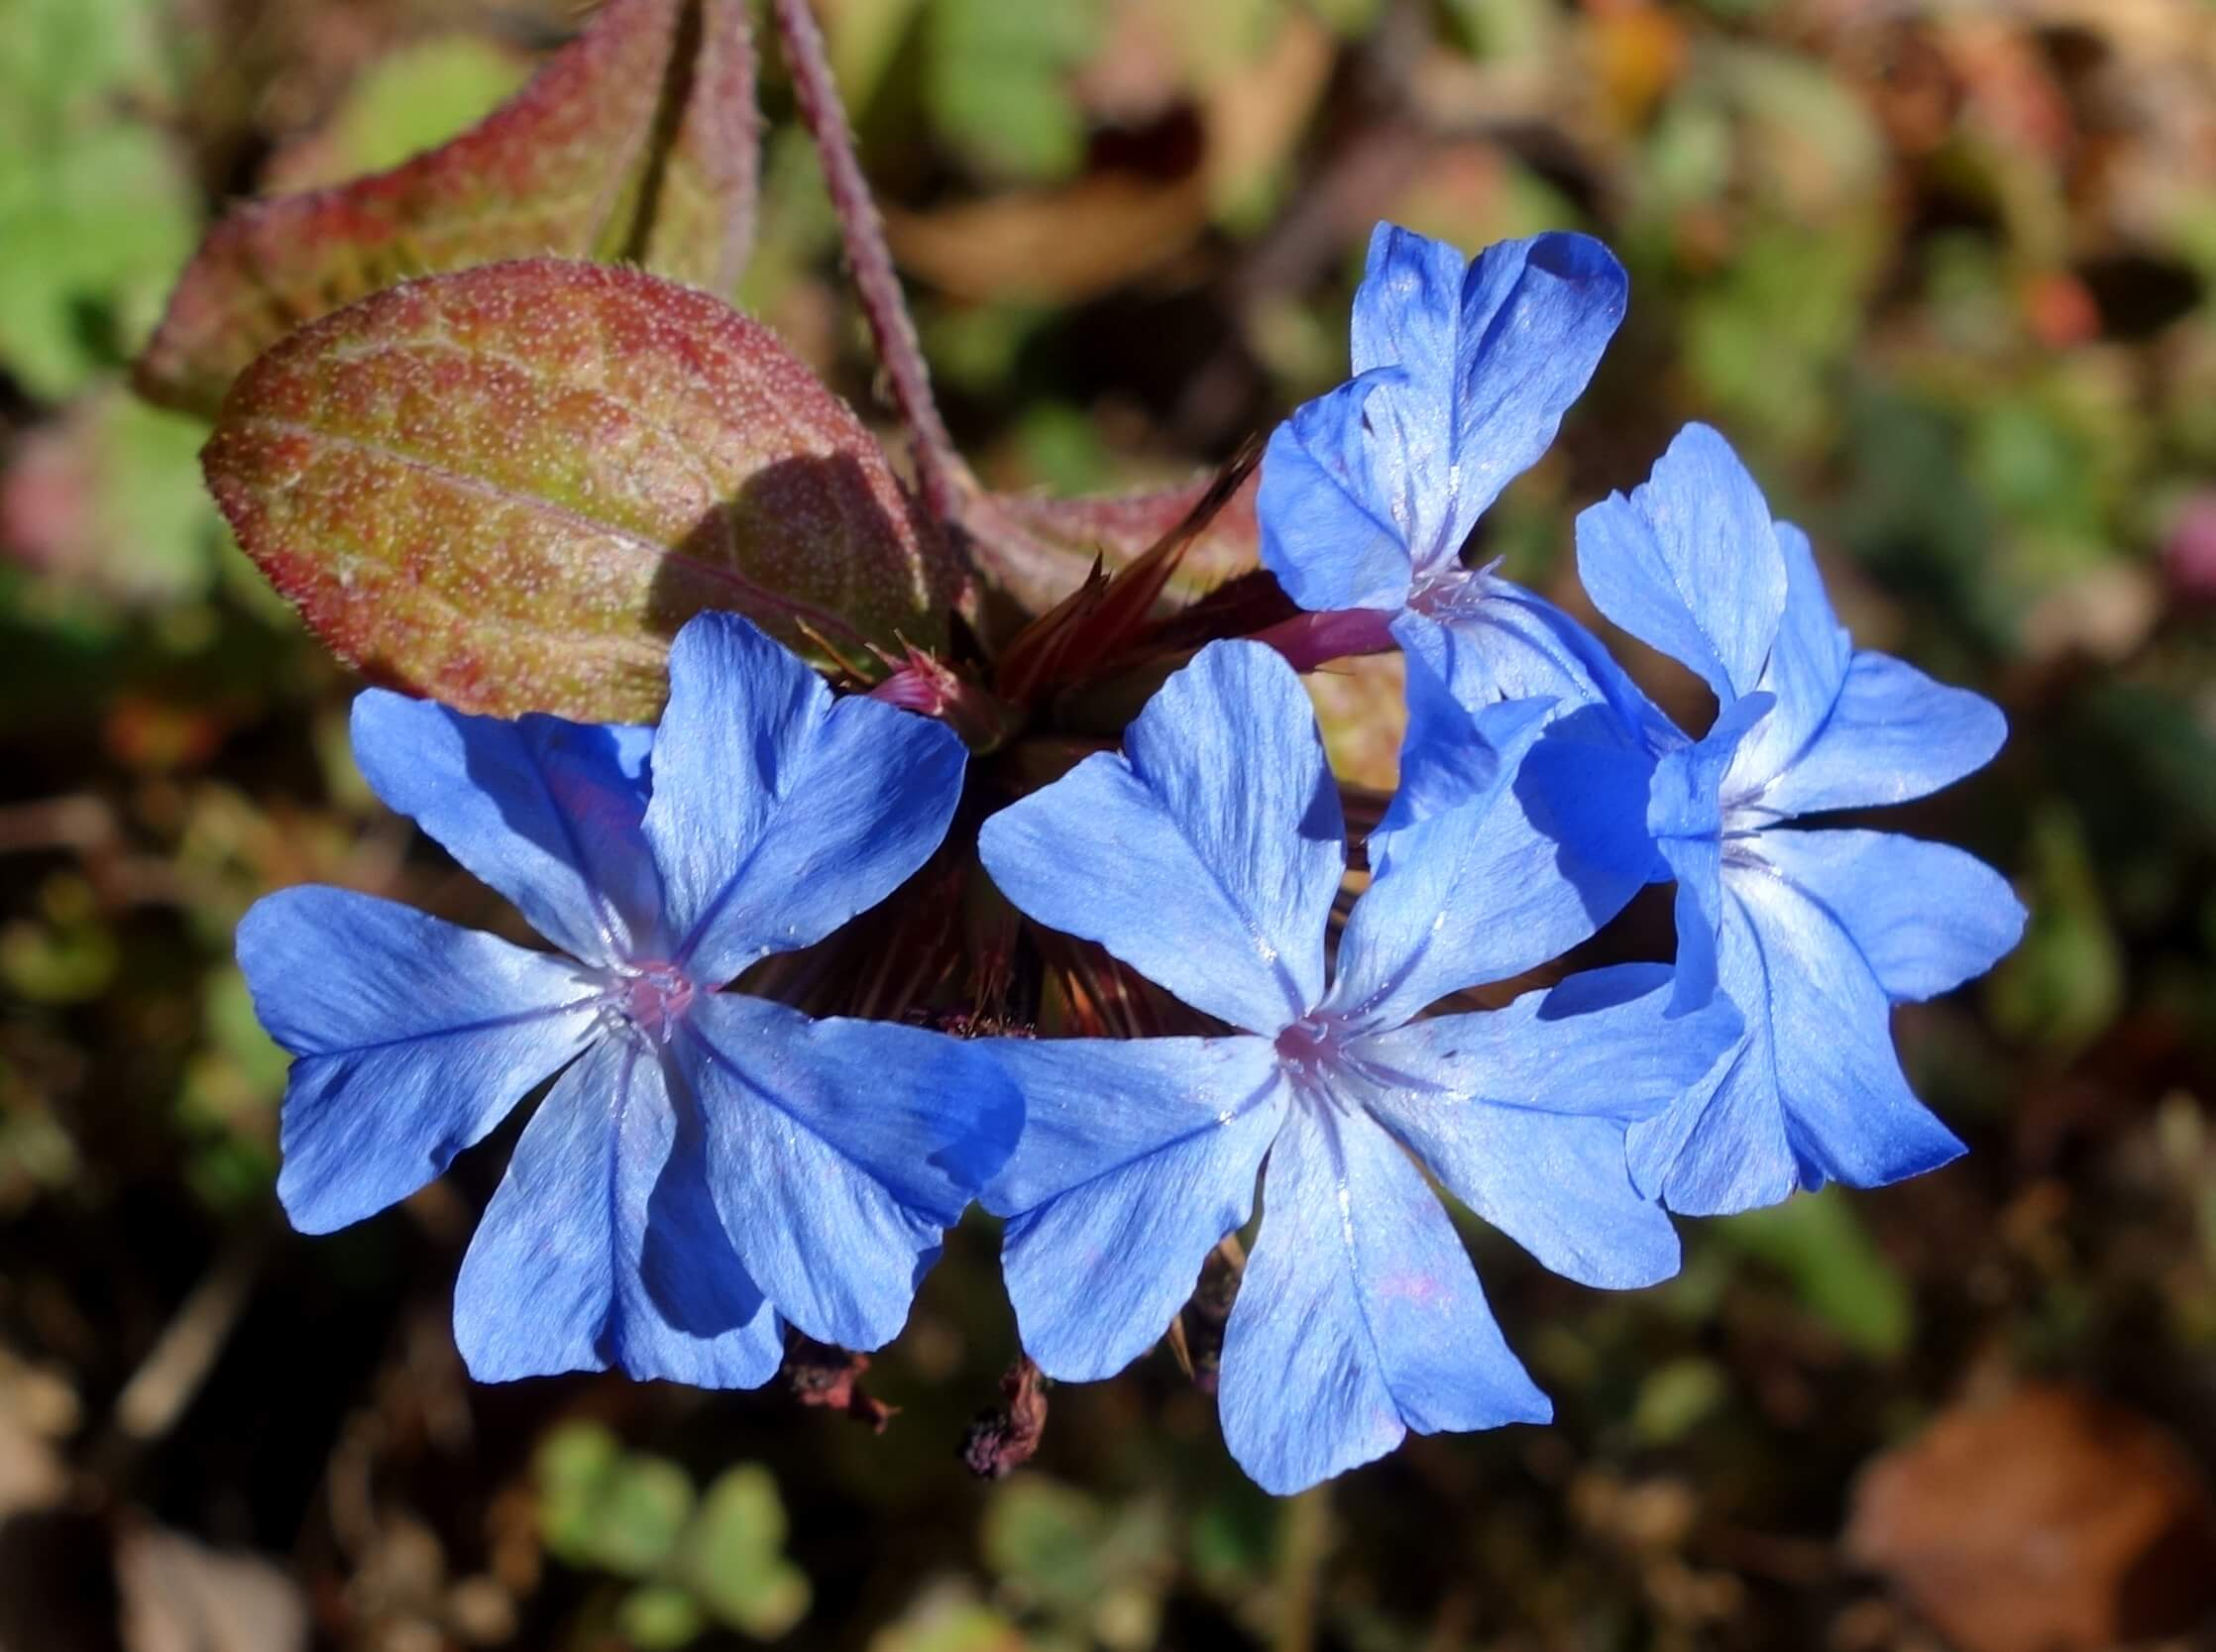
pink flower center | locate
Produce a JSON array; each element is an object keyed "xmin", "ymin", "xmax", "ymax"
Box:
[
  {"xmin": 1274, "ymin": 1016, "xmax": 1338, "ymax": 1071},
  {"xmin": 606, "ymin": 960, "xmax": 695, "ymax": 1044}
]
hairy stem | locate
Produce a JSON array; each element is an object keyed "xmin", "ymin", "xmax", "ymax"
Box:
[{"xmin": 770, "ymin": 0, "xmax": 965, "ymax": 524}]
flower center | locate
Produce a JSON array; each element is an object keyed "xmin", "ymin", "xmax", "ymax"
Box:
[
  {"xmin": 602, "ymin": 959, "xmax": 696, "ymax": 1044},
  {"xmin": 1274, "ymin": 1016, "xmax": 1335, "ymax": 1070},
  {"xmin": 1406, "ymin": 565, "xmax": 1479, "ymax": 619},
  {"xmin": 1274, "ymin": 1016, "xmax": 1366, "ymax": 1115}
]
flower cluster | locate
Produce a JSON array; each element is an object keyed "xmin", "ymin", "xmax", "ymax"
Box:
[{"xmin": 241, "ymin": 222, "xmax": 2024, "ymax": 1494}]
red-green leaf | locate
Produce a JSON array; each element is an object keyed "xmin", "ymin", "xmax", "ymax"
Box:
[
  {"xmin": 136, "ymin": 0, "xmax": 760, "ymax": 417},
  {"xmin": 202, "ymin": 259, "xmax": 957, "ymax": 720}
]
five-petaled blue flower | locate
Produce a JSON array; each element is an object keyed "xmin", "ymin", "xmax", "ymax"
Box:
[
  {"xmin": 238, "ymin": 612, "xmax": 1018, "ymax": 1385},
  {"xmin": 975, "ymin": 641, "xmax": 1739, "ymax": 1493},
  {"xmin": 1569, "ymin": 424, "xmax": 2028, "ymax": 1214},
  {"xmin": 1257, "ymin": 221, "xmax": 1649, "ymax": 718}
]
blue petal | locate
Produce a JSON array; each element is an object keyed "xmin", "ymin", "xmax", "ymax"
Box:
[
  {"xmin": 1340, "ymin": 226, "xmax": 1466, "ymax": 572},
  {"xmin": 1628, "ymin": 860, "xmax": 1966, "ymax": 1215},
  {"xmin": 1656, "ymin": 834, "xmax": 1723, "ymax": 1015},
  {"xmin": 1331, "ymin": 704, "xmax": 1653, "ymax": 1028},
  {"xmin": 1258, "ymin": 370, "xmax": 1417, "ymax": 612},
  {"xmin": 239, "ymin": 887, "xmax": 600, "ymax": 1235},
  {"xmin": 1380, "ymin": 656, "xmax": 1552, "ymax": 837},
  {"xmin": 984, "ymin": 1037, "xmax": 1287, "ymax": 1381},
  {"xmin": 642, "ymin": 613, "xmax": 967, "ymax": 986},
  {"xmin": 1624, "ymin": 1036, "xmax": 1797, "ymax": 1216},
  {"xmin": 1648, "ymin": 689, "xmax": 1774, "ymax": 1013},
  {"xmin": 1352, "ymin": 227, "xmax": 1628, "ymax": 575},
  {"xmin": 679, "ymin": 992, "xmax": 1019, "ymax": 1350},
  {"xmin": 1433, "ymin": 233, "xmax": 1628, "ymax": 569},
  {"xmin": 1753, "ymin": 651, "xmax": 2008, "ymax": 819},
  {"xmin": 350, "ymin": 691, "xmax": 659, "ymax": 965},
  {"xmin": 1349, "ymin": 221, "xmax": 1469, "ymax": 380},
  {"xmin": 1349, "ymin": 963, "xmax": 1732, "ymax": 1287},
  {"xmin": 979, "ymin": 641, "xmax": 1343, "ymax": 1035},
  {"xmin": 452, "ymin": 1033, "xmax": 785, "ymax": 1385},
  {"xmin": 1725, "ymin": 523, "xmax": 1851, "ymax": 796},
  {"xmin": 1217, "ymin": 1108, "xmax": 1550, "ymax": 1494},
  {"xmin": 1757, "ymin": 829, "xmax": 2026, "ymax": 1002},
  {"xmin": 1575, "ymin": 423, "xmax": 1788, "ymax": 705},
  {"xmin": 1393, "ymin": 585, "xmax": 1674, "ymax": 745}
]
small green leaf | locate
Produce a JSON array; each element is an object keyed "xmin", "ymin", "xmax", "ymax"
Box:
[
  {"xmin": 202, "ymin": 259, "xmax": 957, "ymax": 718},
  {"xmin": 871, "ymin": 1592, "xmax": 1027, "ymax": 1652},
  {"xmin": 0, "ymin": 0, "xmax": 198, "ymax": 404},
  {"xmin": 261, "ymin": 37, "xmax": 532, "ymax": 194},
  {"xmin": 1714, "ymin": 1188, "xmax": 1914, "ymax": 1359},
  {"xmin": 679, "ymin": 1465, "xmax": 811, "ymax": 1638},
  {"xmin": 982, "ymin": 1476, "xmax": 1170, "ymax": 1645},
  {"xmin": 589, "ymin": 1455, "xmax": 697, "ymax": 1580},
  {"xmin": 925, "ymin": 0, "xmax": 1101, "ymax": 183},
  {"xmin": 1631, "ymin": 1357, "xmax": 1728, "ymax": 1445},
  {"xmin": 618, "ymin": 1584, "xmax": 707, "ymax": 1650},
  {"xmin": 826, "ymin": 0, "xmax": 931, "ymax": 113},
  {"xmin": 535, "ymin": 1421, "xmax": 624, "ymax": 1566},
  {"xmin": 982, "ymin": 1478, "xmax": 1107, "ymax": 1610},
  {"xmin": 1988, "ymin": 804, "xmax": 2123, "ymax": 1056},
  {"xmin": 0, "ymin": 882, "xmax": 118, "ymax": 1006}
]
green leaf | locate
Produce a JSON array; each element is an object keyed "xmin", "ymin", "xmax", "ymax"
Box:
[
  {"xmin": 1988, "ymin": 804, "xmax": 2123, "ymax": 1056},
  {"xmin": 871, "ymin": 1593, "xmax": 1027, "ymax": 1652},
  {"xmin": 535, "ymin": 1422, "xmax": 624, "ymax": 1566},
  {"xmin": 537, "ymin": 1420, "xmax": 696, "ymax": 1579},
  {"xmin": 136, "ymin": 0, "xmax": 762, "ymax": 416},
  {"xmin": 0, "ymin": 0, "xmax": 172, "ymax": 129},
  {"xmin": 618, "ymin": 1584, "xmax": 707, "ymax": 1649},
  {"xmin": 983, "ymin": 1478, "xmax": 1108, "ymax": 1610},
  {"xmin": 202, "ymin": 259, "xmax": 957, "ymax": 718},
  {"xmin": 925, "ymin": 0, "xmax": 1101, "ymax": 183},
  {"xmin": 826, "ymin": 0, "xmax": 932, "ymax": 114},
  {"xmin": 982, "ymin": 1476, "xmax": 1170, "ymax": 1646},
  {"xmin": 1443, "ymin": 0, "xmax": 1556, "ymax": 60},
  {"xmin": 678, "ymin": 1465, "xmax": 811, "ymax": 1638},
  {"xmin": 1714, "ymin": 1188, "xmax": 1914, "ymax": 1359},
  {"xmin": 0, "ymin": 875, "xmax": 118, "ymax": 1006},
  {"xmin": 0, "ymin": 0, "xmax": 197, "ymax": 401},
  {"xmin": 1630, "ymin": 1357, "xmax": 1728, "ymax": 1445},
  {"xmin": 260, "ymin": 36, "xmax": 533, "ymax": 194}
]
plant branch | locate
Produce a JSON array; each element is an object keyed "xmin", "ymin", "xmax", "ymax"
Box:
[
  {"xmin": 771, "ymin": 0, "xmax": 966, "ymax": 524},
  {"xmin": 1274, "ymin": 1484, "xmax": 1330, "ymax": 1652}
]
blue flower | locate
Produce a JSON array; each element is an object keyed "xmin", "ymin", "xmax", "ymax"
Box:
[
  {"xmin": 1257, "ymin": 222, "xmax": 1649, "ymax": 709},
  {"xmin": 1257, "ymin": 222, "xmax": 1664, "ymax": 937},
  {"xmin": 238, "ymin": 613, "xmax": 1018, "ymax": 1385},
  {"xmin": 975, "ymin": 641, "xmax": 1738, "ymax": 1492},
  {"xmin": 1260, "ymin": 222, "xmax": 1626, "ymax": 617},
  {"xmin": 1571, "ymin": 423, "xmax": 2027, "ymax": 1215}
]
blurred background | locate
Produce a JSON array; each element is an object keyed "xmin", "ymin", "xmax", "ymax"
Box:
[{"xmin": 5, "ymin": 0, "xmax": 2216, "ymax": 1647}]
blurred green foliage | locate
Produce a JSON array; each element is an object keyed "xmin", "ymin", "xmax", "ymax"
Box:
[
  {"xmin": 539, "ymin": 1420, "xmax": 810, "ymax": 1644},
  {"xmin": 0, "ymin": 0, "xmax": 197, "ymax": 398}
]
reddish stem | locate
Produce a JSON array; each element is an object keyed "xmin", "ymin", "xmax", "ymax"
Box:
[
  {"xmin": 770, "ymin": 0, "xmax": 966, "ymax": 524},
  {"xmin": 1249, "ymin": 606, "xmax": 1399, "ymax": 672}
]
